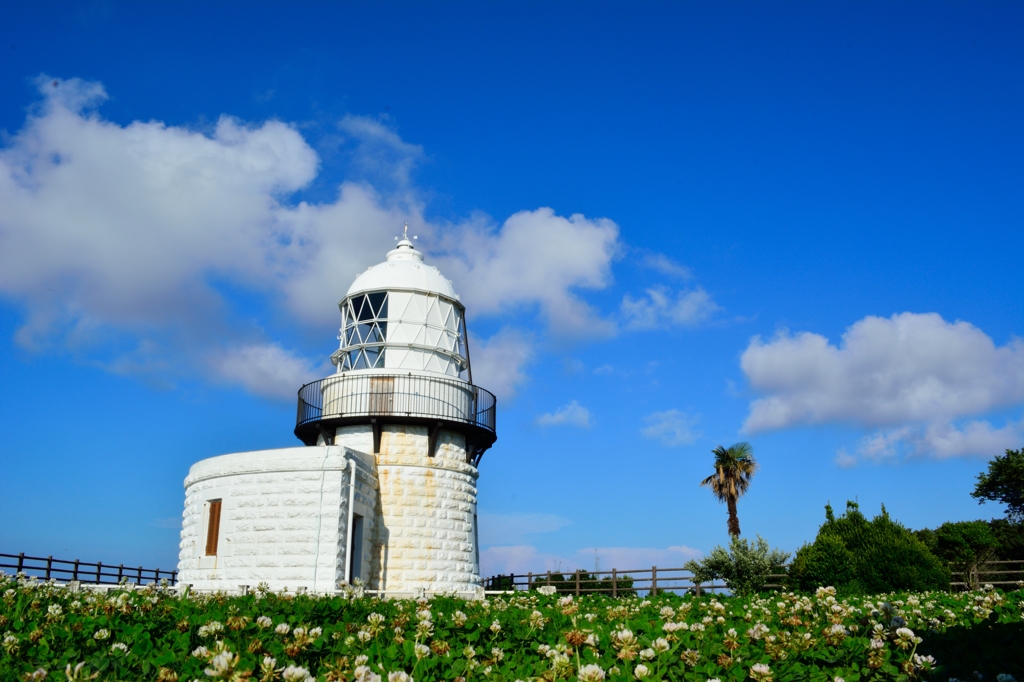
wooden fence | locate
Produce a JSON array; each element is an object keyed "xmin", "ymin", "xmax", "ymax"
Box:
[
  {"xmin": 483, "ymin": 566, "xmax": 786, "ymax": 596},
  {"xmin": 0, "ymin": 553, "xmax": 177, "ymax": 586},
  {"xmin": 485, "ymin": 559, "xmax": 1024, "ymax": 596}
]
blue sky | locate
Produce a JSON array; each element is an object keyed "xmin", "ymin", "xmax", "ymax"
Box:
[{"xmin": 1, "ymin": 2, "xmax": 1022, "ymax": 576}]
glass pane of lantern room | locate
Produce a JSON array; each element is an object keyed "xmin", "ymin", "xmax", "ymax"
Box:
[
  {"xmin": 367, "ymin": 292, "xmax": 387, "ymax": 319},
  {"xmin": 356, "ymin": 295, "xmax": 374, "ymax": 321}
]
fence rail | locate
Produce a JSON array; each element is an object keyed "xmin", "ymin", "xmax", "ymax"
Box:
[
  {"xmin": 485, "ymin": 559, "xmax": 1024, "ymax": 596},
  {"xmin": 0, "ymin": 553, "xmax": 177, "ymax": 586}
]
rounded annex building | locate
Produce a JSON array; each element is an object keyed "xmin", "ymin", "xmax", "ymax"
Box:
[{"xmin": 176, "ymin": 229, "xmax": 497, "ymax": 596}]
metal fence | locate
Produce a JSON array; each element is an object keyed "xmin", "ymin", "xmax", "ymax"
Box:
[
  {"xmin": 0, "ymin": 553, "xmax": 177, "ymax": 586},
  {"xmin": 485, "ymin": 560, "xmax": 1024, "ymax": 596}
]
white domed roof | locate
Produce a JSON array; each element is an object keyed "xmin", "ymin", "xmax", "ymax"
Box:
[{"xmin": 346, "ymin": 237, "xmax": 460, "ymax": 301}]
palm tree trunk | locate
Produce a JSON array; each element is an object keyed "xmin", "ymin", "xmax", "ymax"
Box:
[{"xmin": 727, "ymin": 496, "xmax": 741, "ymax": 536}]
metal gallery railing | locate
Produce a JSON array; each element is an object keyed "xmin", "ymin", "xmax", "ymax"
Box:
[
  {"xmin": 0, "ymin": 552, "xmax": 177, "ymax": 586},
  {"xmin": 297, "ymin": 373, "xmax": 496, "ymax": 433}
]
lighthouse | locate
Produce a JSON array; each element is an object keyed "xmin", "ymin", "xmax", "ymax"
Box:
[{"xmin": 176, "ymin": 228, "xmax": 497, "ymax": 596}]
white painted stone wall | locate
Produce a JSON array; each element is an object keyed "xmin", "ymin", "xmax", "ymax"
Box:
[
  {"xmin": 177, "ymin": 446, "xmax": 377, "ymax": 593},
  {"xmin": 373, "ymin": 424, "xmax": 481, "ymax": 594}
]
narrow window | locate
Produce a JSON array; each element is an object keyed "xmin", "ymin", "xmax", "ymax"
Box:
[
  {"xmin": 349, "ymin": 514, "xmax": 364, "ymax": 581},
  {"xmin": 205, "ymin": 499, "xmax": 222, "ymax": 556}
]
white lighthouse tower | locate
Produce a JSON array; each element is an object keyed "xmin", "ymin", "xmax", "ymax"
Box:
[{"xmin": 176, "ymin": 228, "xmax": 497, "ymax": 596}]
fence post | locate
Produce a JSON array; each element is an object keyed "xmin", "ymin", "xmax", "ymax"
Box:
[
  {"xmin": 118, "ymin": 564, "xmax": 124, "ymax": 583},
  {"xmin": 155, "ymin": 568, "xmax": 160, "ymax": 582},
  {"xmin": 73, "ymin": 559, "xmax": 80, "ymax": 581},
  {"xmin": 45, "ymin": 556, "xmax": 53, "ymax": 580},
  {"xmin": 17, "ymin": 553, "xmax": 24, "ymax": 573},
  {"xmin": 575, "ymin": 569, "xmax": 580, "ymax": 596},
  {"xmin": 171, "ymin": 570, "xmax": 177, "ymax": 586},
  {"xmin": 651, "ymin": 566, "xmax": 657, "ymax": 595},
  {"xmin": 546, "ymin": 570, "xmax": 551, "ymax": 587},
  {"xmin": 528, "ymin": 572, "xmax": 532, "ymax": 591},
  {"xmin": 612, "ymin": 568, "xmax": 617, "ymax": 598},
  {"xmin": 96, "ymin": 561, "xmax": 102, "ymax": 584},
  {"xmin": 138, "ymin": 566, "xmax": 143, "ymax": 584}
]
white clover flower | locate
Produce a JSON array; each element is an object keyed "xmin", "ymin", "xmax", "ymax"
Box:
[
  {"xmin": 415, "ymin": 609, "xmax": 431, "ymax": 622},
  {"xmin": 537, "ymin": 585, "xmax": 557, "ymax": 595},
  {"xmin": 309, "ymin": 626, "xmax": 322, "ymax": 638},
  {"xmin": 716, "ymin": 616, "xmax": 725, "ymax": 624},
  {"xmin": 491, "ymin": 647, "xmax": 505, "ymax": 662},
  {"xmin": 639, "ymin": 648, "xmax": 655, "ymax": 661},
  {"xmin": 110, "ymin": 642, "xmax": 129, "ymax": 654},
  {"xmin": 358, "ymin": 629, "xmax": 372, "ymax": 643},
  {"xmin": 47, "ymin": 604, "xmax": 62, "ymax": 616},
  {"xmin": 663, "ymin": 622, "xmax": 688, "ymax": 633},
  {"xmin": 660, "ymin": 605, "xmax": 675, "ymax": 618},
  {"xmin": 387, "ymin": 672, "xmax": 412, "ymax": 682},
  {"xmin": 746, "ymin": 623, "xmax": 770, "ymax": 640},
  {"xmin": 198, "ymin": 621, "xmax": 225, "ymax": 638},
  {"xmin": 538, "ymin": 644, "xmax": 551, "ymax": 655},
  {"xmin": 557, "ymin": 595, "xmax": 574, "ymax": 607},
  {"xmin": 463, "ymin": 645, "xmax": 476, "ymax": 659},
  {"xmin": 414, "ymin": 643, "xmax": 430, "ymax": 660},
  {"xmin": 370, "ymin": 613, "xmax": 388, "ymax": 625},
  {"xmin": 191, "ymin": 645, "xmax": 210, "ymax": 658},
  {"xmin": 996, "ymin": 675, "xmax": 1017, "ymax": 682},
  {"xmin": 690, "ymin": 623, "xmax": 706, "ymax": 633},
  {"xmin": 835, "ymin": 678, "xmax": 845, "ymax": 682},
  {"xmin": 256, "ymin": 616, "xmax": 273, "ymax": 628},
  {"xmin": 23, "ymin": 668, "xmax": 47, "ymax": 681},
  {"xmin": 912, "ymin": 655, "xmax": 936, "ymax": 670},
  {"xmin": 633, "ymin": 664, "xmax": 650, "ymax": 680},
  {"xmin": 578, "ymin": 664, "xmax": 606, "ymax": 682},
  {"xmin": 652, "ymin": 637, "xmax": 670, "ymax": 653},
  {"xmin": 282, "ymin": 665, "xmax": 314, "ymax": 682},
  {"xmin": 355, "ymin": 655, "xmax": 369, "ymax": 667},
  {"xmin": 452, "ymin": 610, "xmax": 468, "ymax": 626},
  {"xmin": 529, "ymin": 610, "xmax": 546, "ymax": 629},
  {"xmin": 93, "ymin": 629, "xmax": 110, "ymax": 641},
  {"xmin": 869, "ymin": 638, "xmax": 885, "ymax": 650},
  {"xmin": 262, "ymin": 656, "xmax": 278, "ymax": 669},
  {"xmin": 490, "ymin": 619, "xmax": 501, "ymax": 633},
  {"xmin": 275, "ymin": 623, "xmax": 291, "ymax": 635},
  {"xmin": 750, "ymin": 663, "xmax": 773, "ymax": 682},
  {"xmin": 205, "ymin": 651, "xmax": 236, "ymax": 678}
]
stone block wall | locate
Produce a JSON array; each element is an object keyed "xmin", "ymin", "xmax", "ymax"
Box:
[{"xmin": 177, "ymin": 446, "xmax": 377, "ymax": 593}]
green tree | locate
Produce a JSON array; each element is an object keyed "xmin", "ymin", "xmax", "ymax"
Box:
[
  {"xmin": 701, "ymin": 442, "xmax": 757, "ymax": 537},
  {"xmin": 790, "ymin": 501, "xmax": 949, "ymax": 594},
  {"xmin": 683, "ymin": 534, "xmax": 789, "ymax": 596},
  {"xmin": 916, "ymin": 520, "xmax": 999, "ymax": 590},
  {"xmin": 972, "ymin": 448, "xmax": 1024, "ymax": 522}
]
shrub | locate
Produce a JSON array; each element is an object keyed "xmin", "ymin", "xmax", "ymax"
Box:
[
  {"xmin": 790, "ymin": 501, "xmax": 950, "ymax": 594},
  {"xmin": 683, "ymin": 534, "xmax": 789, "ymax": 596}
]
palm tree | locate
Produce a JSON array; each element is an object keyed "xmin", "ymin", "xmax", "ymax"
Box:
[{"xmin": 701, "ymin": 442, "xmax": 757, "ymax": 537}]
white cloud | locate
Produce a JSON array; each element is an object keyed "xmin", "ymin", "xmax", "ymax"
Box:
[
  {"xmin": 741, "ymin": 312, "xmax": 1024, "ymax": 462},
  {"xmin": 0, "ymin": 77, "xmax": 624, "ymax": 397},
  {"xmin": 480, "ymin": 544, "xmax": 702, "ymax": 577},
  {"xmin": 742, "ymin": 312, "xmax": 1024, "ymax": 432},
  {"xmin": 212, "ymin": 343, "xmax": 324, "ymax": 399},
  {"xmin": 434, "ymin": 208, "xmax": 620, "ymax": 338},
  {"xmin": 469, "ymin": 328, "xmax": 534, "ymax": 400},
  {"xmin": 478, "ymin": 512, "xmax": 572, "ymax": 546},
  {"xmin": 837, "ymin": 418, "xmax": 1024, "ymax": 466},
  {"xmin": 641, "ymin": 409, "xmax": 700, "ymax": 446},
  {"xmin": 642, "ymin": 253, "xmax": 693, "ymax": 279},
  {"xmin": 621, "ymin": 286, "xmax": 719, "ymax": 330},
  {"xmin": 536, "ymin": 400, "xmax": 591, "ymax": 428}
]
